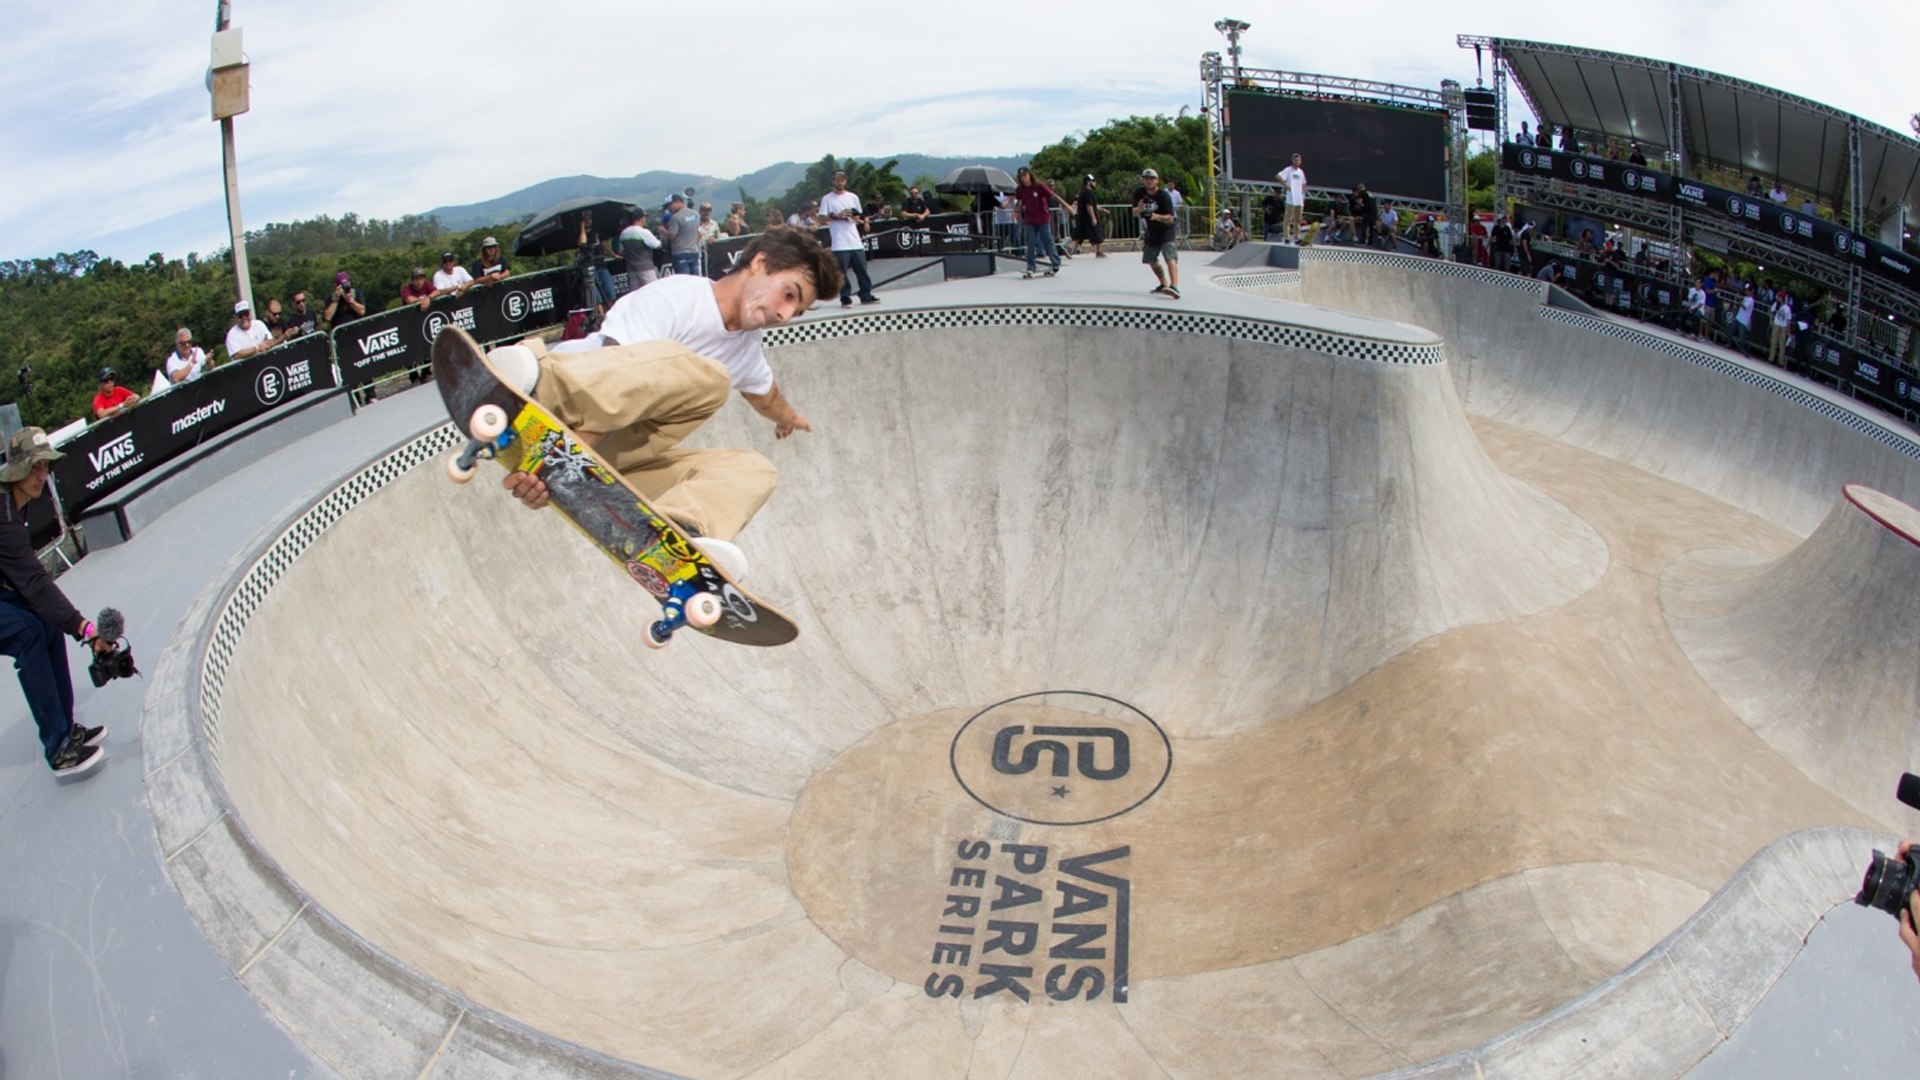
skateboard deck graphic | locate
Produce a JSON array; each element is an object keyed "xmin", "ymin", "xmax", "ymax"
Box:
[{"xmin": 431, "ymin": 327, "xmax": 797, "ymax": 648}]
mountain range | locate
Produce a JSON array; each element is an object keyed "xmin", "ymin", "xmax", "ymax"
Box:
[{"xmin": 424, "ymin": 153, "xmax": 1033, "ymax": 231}]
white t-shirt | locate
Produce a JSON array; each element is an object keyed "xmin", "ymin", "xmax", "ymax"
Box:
[
  {"xmin": 225, "ymin": 319, "xmax": 270, "ymax": 358},
  {"xmin": 433, "ymin": 265, "xmax": 473, "ymax": 291},
  {"xmin": 596, "ymin": 274, "xmax": 774, "ymax": 396},
  {"xmin": 1771, "ymin": 297, "xmax": 1794, "ymax": 328},
  {"xmin": 1736, "ymin": 294, "xmax": 1755, "ymax": 328},
  {"xmin": 819, "ymin": 190, "xmax": 864, "ymax": 251},
  {"xmin": 1278, "ymin": 166, "xmax": 1307, "ymax": 205},
  {"xmin": 167, "ymin": 346, "xmax": 207, "ymax": 382}
]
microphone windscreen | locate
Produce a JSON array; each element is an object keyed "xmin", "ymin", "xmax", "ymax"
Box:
[
  {"xmin": 1897, "ymin": 773, "xmax": 1920, "ymax": 812},
  {"xmin": 96, "ymin": 607, "xmax": 125, "ymax": 642}
]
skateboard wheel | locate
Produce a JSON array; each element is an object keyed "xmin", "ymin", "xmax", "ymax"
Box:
[
  {"xmin": 684, "ymin": 592, "xmax": 723, "ymax": 629},
  {"xmin": 469, "ymin": 404, "xmax": 509, "ymax": 442},
  {"xmin": 643, "ymin": 621, "xmax": 673, "ymax": 649},
  {"xmin": 446, "ymin": 452, "xmax": 477, "ymax": 484}
]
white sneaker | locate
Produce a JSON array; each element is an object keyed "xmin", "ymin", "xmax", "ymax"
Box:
[
  {"xmin": 488, "ymin": 344, "xmax": 540, "ymax": 395},
  {"xmin": 691, "ymin": 536, "xmax": 749, "ymax": 580}
]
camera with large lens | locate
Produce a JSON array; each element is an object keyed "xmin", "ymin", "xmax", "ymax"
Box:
[
  {"xmin": 1854, "ymin": 773, "xmax": 1920, "ymax": 917},
  {"xmin": 88, "ymin": 642, "xmax": 138, "ymax": 687}
]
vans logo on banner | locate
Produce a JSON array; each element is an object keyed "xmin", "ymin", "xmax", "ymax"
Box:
[
  {"xmin": 170, "ymin": 399, "xmax": 227, "ymax": 436},
  {"xmin": 354, "ymin": 326, "xmax": 404, "ymax": 369},
  {"xmin": 88, "ymin": 432, "xmax": 136, "ymax": 474},
  {"xmin": 530, "ymin": 286, "xmax": 555, "ymax": 313},
  {"xmin": 1679, "ymin": 182, "xmax": 1706, "ymax": 202}
]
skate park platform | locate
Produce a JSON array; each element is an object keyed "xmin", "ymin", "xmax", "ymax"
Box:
[{"xmin": 6, "ymin": 246, "xmax": 1920, "ymax": 1077}]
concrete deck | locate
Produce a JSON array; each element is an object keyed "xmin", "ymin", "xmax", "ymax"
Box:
[{"xmin": 5, "ymin": 247, "xmax": 1920, "ymax": 1077}]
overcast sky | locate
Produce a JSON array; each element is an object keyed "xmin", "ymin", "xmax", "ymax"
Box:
[{"xmin": 3, "ymin": 1, "xmax": 1910, "ymax": 264}]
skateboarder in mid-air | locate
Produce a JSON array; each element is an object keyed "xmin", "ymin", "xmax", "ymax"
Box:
[{"xmin": 487, "ymin": 226, "xmax": 842, "ymax": 580}]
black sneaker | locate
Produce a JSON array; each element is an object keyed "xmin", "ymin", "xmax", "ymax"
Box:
[
  {"xmin": 51, "ymin": 741, "xmax": 104, "ymax": 778},
  {"xmin": 1044, "ymin": 267, "xmax": 1059, "ymax": 277},
  {"xmin": 860, "ymin": 296, "xmax": 881, "ymax": 305},
  {"xmin": 67, "ymin": 723, "xmax": 105, "ymax": 750},
  {"xmin": 840, "ymin": 298, "xmax": 853, "ymax": 307},
  {"xmin": 1165, "ymin": 286, "xmax": 1181, "ymax": 300},
  {"xmin": 1150, "ymin": 285, "xmax": 1168, "ymax": 295}
]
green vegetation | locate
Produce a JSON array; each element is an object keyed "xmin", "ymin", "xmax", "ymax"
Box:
[
  {"xmin": 1030, "ymin": 113, "xmax": 1210, "ymax": 206},
  {"xmin": 0, "ymin": 217, "xmax": 561, "ymax": 429}
]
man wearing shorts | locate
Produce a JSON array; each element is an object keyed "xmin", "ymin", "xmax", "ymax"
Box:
[
  {"xmin": 1276, "ymin": 153, "xmax": 1307, "ymax": 243},
  {"xmin": 1134, "ymin": 168, "xmax": 1180, "ymax": 299}
]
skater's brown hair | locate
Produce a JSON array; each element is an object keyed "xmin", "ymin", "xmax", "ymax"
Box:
[{"xmin": 734, "ymin": 225, "xmax": 842, "ymax": 300}]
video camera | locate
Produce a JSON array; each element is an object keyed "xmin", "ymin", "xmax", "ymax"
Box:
[
  {"xmin": 1854, "ymin": 774, "xmax": 1920, "ymax": 917},
  {"xmin": 86, "ymin": 607, "xmax": 138, "ymax": 688}
]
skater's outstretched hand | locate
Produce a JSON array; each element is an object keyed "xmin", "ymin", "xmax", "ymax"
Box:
[
  {"xmin": 775, "ymin": 412, "xmax": 811, "ymax": 440},
  {"xmin": 503, "ymin": 470, "xmax": 551, "ymax": 510}
]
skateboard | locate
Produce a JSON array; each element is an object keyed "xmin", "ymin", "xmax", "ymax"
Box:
[{"xmin": 430, "ymin": 327, "xmax": 798, "ymax": 648}]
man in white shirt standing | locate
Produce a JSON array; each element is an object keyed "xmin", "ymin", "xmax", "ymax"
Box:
[
  {"xmin": 1276, "ymin": 153, "xmax": 1308, "ymax": 244},
  {"xmin": 431, "ymin": 251, "xmax": 474, "ymax": 301},
  {"xmin": 819, "ymin": 170, "xmax": 879, "ymax": 307},
  {"xmin": 166, "ymin": 328, "xmax": 208, "ymax": 384},
  {"xmin": 483, "ymin": 227, "xmax": 843, "ymax": 577},
  {"xmin": 224, "ymin": 301, "xmax": 272, "ymax": 361}
]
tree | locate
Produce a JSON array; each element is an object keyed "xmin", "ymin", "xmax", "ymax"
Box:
[
  {"xmin": 1030, "ymin": 113, "xmax": 1209, "ymax": 207},
  {"xmin": 775, "ymin": 154, "xmax": 906, "ymax": 217}
]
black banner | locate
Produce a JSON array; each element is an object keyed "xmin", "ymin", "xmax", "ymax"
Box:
[
  {"xmin": 332, "ymin": 266, "xmax": 571, "ymax": 389},
  {"xmin": 704, "ymin": 215, "xmax": 986, "ymax": 278},
  {"xmin": 24, "ymin": 483, "xmax": 60, "ymax": 550},
  {"xmin": 52, "ymin": 332, "xmax": 338, "ymax": 516},
  {"xmin": 1502, "ymin": 144, "xmax": 1676, "ymax": 201},
  {"xmin": 1504, "ymin": 143, "xmax": 1920, "ymax": 292},
  {"xmin": 1802, "ymin": 333, "xmax": 1919, "ymax": 411}
]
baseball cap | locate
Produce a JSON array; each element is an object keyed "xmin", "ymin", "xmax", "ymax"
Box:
[
  {"xmin": 1140, "ymin": 168, "xmax": 1159, "ymax": 179},
  {"xmin": 0, "ymin": 427, "xmax": 64, "ymax": 483},
  {"xmin": 412, "ymin": 267, "xmax": 427, "ymax": 277},
  {"xmin": 481, "ymin": 236, "xmax": 498, "ymax": 247},
  {"xmin": 97, "ymin": 367, "xmax": 117, "ymax": 381},
  {"xmin": 441, "ymin": 251, "xmax": 456, "ymax": 261},
  {"xmin": 1085, "ymin": 174, "xmax": 1097, "ymax": 182},
  {"xmin": 334, "ymin": 271, "xmax": 352, "ymax": 284},
  {"xmin": 233, "ymin": 300, "xmax": 251, "ymax": 314}
]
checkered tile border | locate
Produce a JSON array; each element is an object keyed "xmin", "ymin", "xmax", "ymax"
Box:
[
  {"xmin": 768, "ymin": 304, "xmax": 1444, "ymax": 366},
  {"xmin": 1537, "ymin": 307, "xmax": 1920, "ymax": 461},
  {"xmin": 1211, "ymin": 270, "xmax": 1302, "ymax": 290},
  {"xmin": 198, "ymin": 423, "xmax": 464, "ymax": 770},
  {"xmin": 1301, "ymin": 247, "xmax": 1545, "ymax": 293}
]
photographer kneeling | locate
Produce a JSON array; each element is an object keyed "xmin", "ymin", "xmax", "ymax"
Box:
[{"xmin": 0, "ymin": 427, "xmax": 125, "ymax": 777}]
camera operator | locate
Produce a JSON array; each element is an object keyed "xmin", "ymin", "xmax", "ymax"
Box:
[
  {"xmin": 1896, "ymin": 840, "xmax": 1920, "ymax": 987},
  {"xmin": 322, "ymin": 271, "xmax": 367, "ymax": 330},
  {"xmin": 0, "ymin": 428, "xmax": 119, "ymax": 778}
]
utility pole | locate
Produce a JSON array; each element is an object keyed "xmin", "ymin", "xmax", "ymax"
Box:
[{"xmin": 210, "ymin": 2, "xmax": 252, "ymax": 310}]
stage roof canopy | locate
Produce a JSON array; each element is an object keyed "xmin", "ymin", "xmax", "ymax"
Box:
[{"xmin": 1466, "ymin": 36, "xmax": 1919, "ymax": 234}]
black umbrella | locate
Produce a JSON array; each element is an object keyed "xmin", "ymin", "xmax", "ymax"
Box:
[
  {"xmin": 935, "ymin": 165, "xmax": 1017, "ymax": 195},
  {"xmin": 513, "ymin": 197, "xmax": 636, "ymax": 257}
]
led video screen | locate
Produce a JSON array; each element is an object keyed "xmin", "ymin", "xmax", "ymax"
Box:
[{"xmin": 1227, "ymin": 91, "xmax": 1449, "ymax": 203}]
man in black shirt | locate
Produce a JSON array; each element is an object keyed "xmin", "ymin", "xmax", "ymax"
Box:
[
  {"xmin": 469, "ymin": 236, "xmax": 512, "ymax": 287},
  {"xmin": 0, "ymin": 428, "xmax": 118, "ymax": 777},
  {"xmin": 1133, "ymin": 168, "xmax": 1180, "ymax": 299},
  {"xmin": 1072, "ymin": 175, "xmax": 1106, "ymax": 258},
  {"xmin": 1261, "ymin": 191, "xmax": 1284, "ymax": 241},
  {"xmin": 1349, "ymin": 183, "xmax": 1378, "ymax": 247},
  {"xmin": 899, "ymin": 186, "xmax": 932, "ymax": 224}
]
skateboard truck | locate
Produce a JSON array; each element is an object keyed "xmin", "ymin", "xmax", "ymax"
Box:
[
  {"xmin": 646, "ymin": 592, "xmax": 724, "ymax": 649},
  {"xmin": 447, "ymin": 404, "xmax": 513, "ymax": 484}
]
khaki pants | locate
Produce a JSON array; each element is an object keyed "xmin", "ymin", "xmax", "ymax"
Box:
[
  {"xmin": 1768, "ymin": 323, "xmax": 1789, "ymax": 366},
  {"xmin": 1282, "ymin": 203, "xmax": 1304, "ymax": 238},
  {"xmin": 523, "ymin": 337, "xmax": 776, "ymax": 541}
]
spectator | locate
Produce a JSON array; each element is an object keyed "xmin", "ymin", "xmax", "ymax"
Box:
[
  {"xmin": 1261, "ymin": 188, "xmax": 1284, "ymax": 241},
  {"xmin": 1165, "ymin": 181, "xmax": 1185, "ymax": 240},
  {"xmin": 1322, "ymin": 199, "xmax": 1353, "ymax": 244},
  {"xmin": 1275, "ymin": 153, "xmax": 1307, "ymax": 243},
  {"xmin": 1073, "ymin": 175, "xmax": 1107, "ymax": 258},
  {"xmin": 991, "ymin": 189, "xmax": 1019, "ymax": 255},
  {"xmin": 1536, "ymin": 260, "xmax": 1563, "ymax": 285},
  {"xmin": 697, "ymin": 203, "xmax": 723, "ymax": 247},
  {"xmin": 225, "ymin": 300, "xmax": 273, "ymax": 361},
  {"xmin": 400, "ymin": 266, "xmax": 435, "ymax": 310},
  {"xmin": 1700, "ymin": 272, "xmax": 1720, "ymax": 339},
  {"xmin": 764, "ymin": 207, "xmax": 786, "ymax": 232},
  {"xmin": 323, "ymin": 271, "xmax": 367, "ymax": 328},
  {"xmin": 1134, "ymin": 168, "xmax": 1180, "ymax": 299},
  {"xmin": 283, "ymin": 290, "xmax": 320, "ymax": 338},
  {"xmin": 788, "ymin": 200, "xmax": 820, "ymax": 228},
  {"xmin": 899, "ymin": 186, "xmax": 932, "ymax": 225},
  {"xmin": 724, "ymin": 203, "xmax": 748, "ymax": 237},
  {"xmin": 1378, "ymin": 202, "xmax": 1401, "ymax": 250},
  {"xmin": 820, "ymin": 169, "xmax": 879, "ymax": 306},
  {"xmin": 619, "ymin": 208, "xmax": 662, "ymax": 290},
  {"xmin": 1559, "ymin": 126, "xmax": 1579, "ymax": 153},
  {"xmin": 1413, "ymin": 214, "xmax": 1441, "ymax": 257},
  {"xmin": 1513, "ymin": 215, "xmax": 1536, "ymax": 272},
  {"xmin": 664, "ymin": 193, "xmax": 703, "ymax": 277},
  {"xmin": 261, "ymin": 298, "xmax": 288, "ymax": 342},
  {"xmin": 1746, "ymin": 175, "xmax": 1764, "ymax": 197},
  {"xmin": 1350, "ymin": 183, "xmax": 1377, "ymax": 247},
  {"xmin": 431, "ymin": 251, "xmax": 474, "ymax": 300},
  {"xmin": 1767, "ymin": 286, "xmax": 1794, "ymax": 366},
  {"xmin": 0, "ymin": 427, "xmax": 118, "ymax": 778},
  {"xmin": 1576, "ymin": 228, "xmax": 1598, "ymax": 256},
  {"xmin": 1489, "ymin": 214, "xmax": 1515, "ymax": 272},
  {"xmin": 1733, "ymin": 284, "xmax": 1756, "ymax": 355},
  {"xmin": 1213, "ymin": 209, "xmax": 1247, "ymax": 248},
  {"xmin": 1515, "ymin": 120, "xmax": 1533, "ymax": 147},
  {"xmin": 1685, "ymin": 277, "xmax": 1708, "ymax": 338},
  {"xmin": 575, "ymin": 212, "xmax": 617, "ymax": 315},
  {"xmin": 166, "ymin": 328, "xmax": 208, "ymax": 384},
  {"xmin": 469, "ymin": 237, "xmax": 512, "ymax": 287},
  {"xmin": 91, "ymin": 368, "xmax": 138, "ymax": 420},
  {"xmin": 1008, "ymin": 167, "xmax": 1068, "ymax": 279},
  {"xmin": 1768, "ymin": 180, "xmax": 1789, "ymax": 205},
  {"xmin": 1628, "ymin": 144, "xmax": 1647, "ymax": 167},
  {"xmin": 1799, "ymin": 197, "xmax": 1818, "ymax": 217}
]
